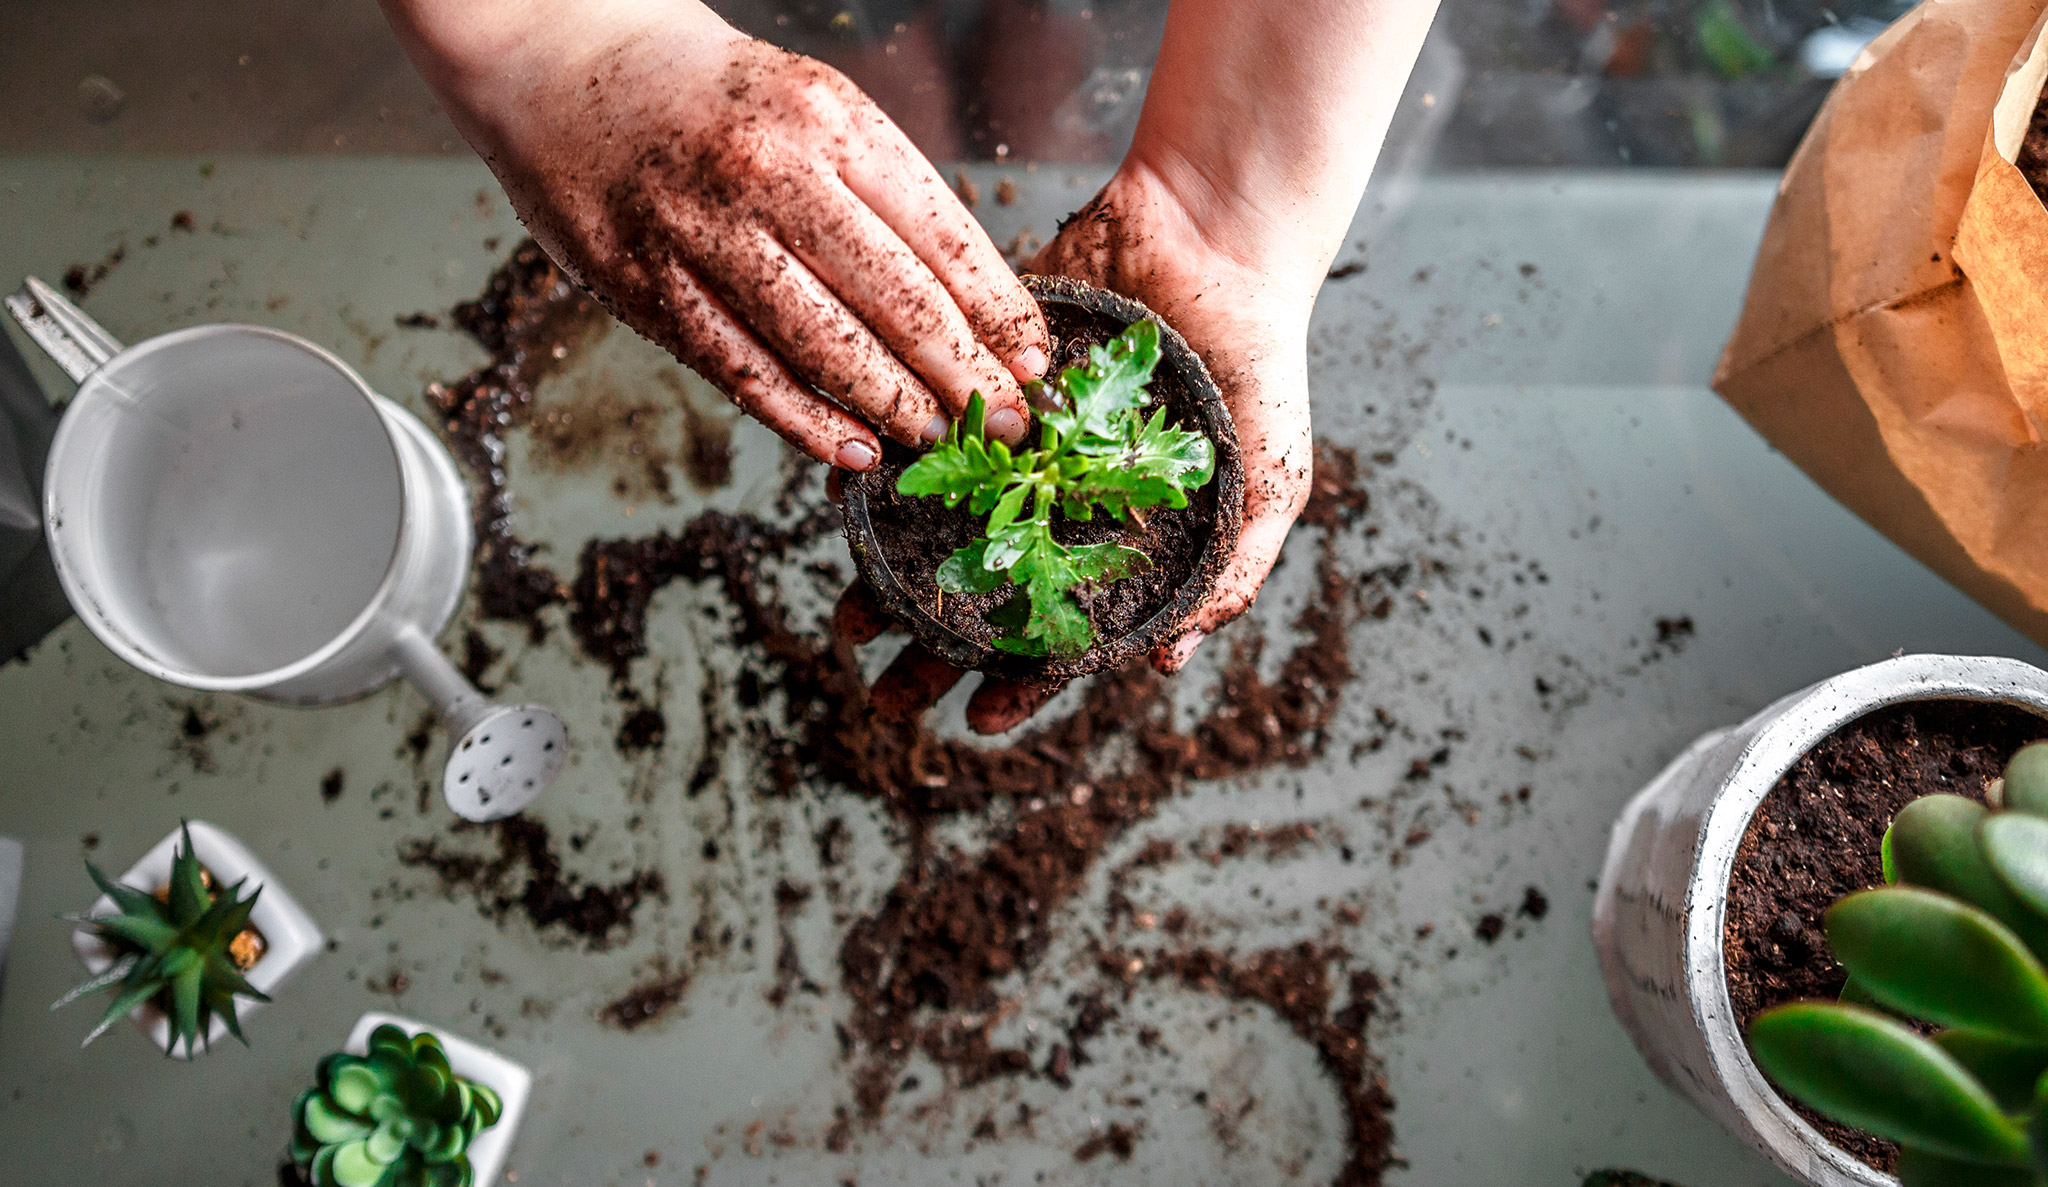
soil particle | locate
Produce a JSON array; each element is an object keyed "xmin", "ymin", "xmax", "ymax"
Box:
[
  {"xmin": 995, "ymin": 178, "xmax": 1018, "ymax": 207},
  {"xmin": 459, "ymin": 628, "xmax": 502, "ymax": 692},
  {"xmin": 395, "ymin": 312, "xmax": 440, "ymax": 329},
  {"xmin": 398, "ymin": 815, "xmax": 664, "ymax": 949},
  {"xmin": 953, "ymin": 171, "xmax": 980, "ymax": 208},
  {"xmin": 170, "ymin": 211, "xmax": 196, "ymax": 233},
  {"xmin": 1104, "ymin": 943, "xmax": 1393, "ymax": 1187},
  {"xmin": 616, "ymin": 705, "xmax": 667, "ymax": 754},
  {"xmin": 172, "ymin": 703, "xmax": 221, "ymax": 773},
  {"xmin": 1073, "ymin": 1121, "xmax": 1140, "ymax": 1162},
  {"xmin": 1474, "ymin": 914, "xmax": 1504, "ymax": 943},
  {"xmin": 678, "ymin": 397, "xmax": 734, "ymax": 491},
  {"xmin": 62, "ymin": 244, "xmax": 127, "ymax": 298},
  {"xmin": 1518, "ymin": 886, "xmax": 1548, "ymax": 919},
  {"xmin": 320, "ymin": 768, "xmax": 345, "ymax": 804},
  {"xmin": 1725, "ymin": 699, "xmax": 2047, "ymax": 1171},
  {"xmin": 426, "ymin": 240, "xmax": 606, "ymax": 641},
  {"xmin": 529, "ymin": 378, "xmax": 677, "ymax": 504},
  {"xmin": 600, "ymin": 960, "xmax": 692, "ymax": 1030}
]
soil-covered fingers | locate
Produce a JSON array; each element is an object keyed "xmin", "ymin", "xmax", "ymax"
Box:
[
  {"xmin": 1157, "ymin": 401, "xmax": 1313, "ymax": 673},
  {"xmin": 683, "ymin": 219, "xmax": 947, "ymax": 448},
  {"xmin": 831, "ymin": 581, "xmax": 891, "ymax": 645},
  {"xmin": 967, "ymin": 677, "xmax": 1064, "ymax": 735},
  {"xmin": 838, "ymin": 130, "xmax": 1050, "ymax": 383},
  {"xmin": 656, "ymin": 260, "xmax": 880, "ymax": 469},
  {"xmin": 870, "ymin": 643, "xmax": 966, "ymax": 722},
  {"xmin": 772, "ymin": 179, "xmax": 1030, "ymax": 443}
]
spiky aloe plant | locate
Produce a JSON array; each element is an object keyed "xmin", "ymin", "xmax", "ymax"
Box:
[
  {"xmin": 1747, "ymin": 740, "xmax": 2048, "ymax": 1186},
  {"xmin": 53, "ymin": 821, "xmax": 268, "ymax": 1055},
  {"xmin": 291, "ymin": 1025, "xmax": 502, "ymax": 1187}
]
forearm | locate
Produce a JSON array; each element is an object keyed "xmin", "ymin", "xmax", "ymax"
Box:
[{"xmin": 1129, "ymin": 0, "xmax": 1441, "ymax": 288}]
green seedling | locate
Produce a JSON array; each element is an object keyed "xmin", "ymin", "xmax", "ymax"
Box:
[
  {"xmin": 291, "ymin": 1024, "xmax": 503, "ymax": 1187},
  {"xmin": 1747, "ymin": 740, "xmax": 2048, "ymax": 1185},
  {"xmin": 53, "ymin": 820, "xmax": 269, "ymax": 1056},
  {"xmin": 896, "ymin": 319, "xmax": 1215, "ymax": 657}
]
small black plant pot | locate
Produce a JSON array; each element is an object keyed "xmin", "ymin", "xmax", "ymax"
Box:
[{"xmin": 843, "ymin": 275, "xmax": 1244, "ymax": 685}]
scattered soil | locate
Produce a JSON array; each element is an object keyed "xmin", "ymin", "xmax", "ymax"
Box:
[
  {"xmin": 171, "ymin": 702, "xmax": 221, "ymax": 773},
  {"xmin": 424, "ymin": 241, "xmax": 1398, "ymax": 1183},
  {"xmin": 1073, "ymin": 1120, "xmax": 1140, "ymax": 1162},
  {"xmin": 600, "ymin": 960, "xmax": 692, "ymax": 1031},
  {"xmin": 62, "ymin": 244, "xmax": 127, "ymax": 298},
  {"xmin": 320, "ymin": 768, "xmax": 345, "ymax": 804},
  {"xmin": 1725, "ymin": 699, "xmax": 2047, "ymax": 1171},
  {"xmin": 616, "ymin": 705, "xmax": 667, "ymax": 754},
  {"xmin": 459, "ymin": 628, "xmax": 501, "ymax": 692},
  {"xmin": 398, "ymin": 815, "xmax": 664, "ymax": 949},
  {"xmin": 858, "ymin": 299, "xmax": 1216, "ymax": 662},
  {"xmin": 1102, "ymin": 943, "xmax": 1392, "ymax": 1187},
  {"xmin": 427, "ymin": 240, "xmax": 606, "ymax": 641}
]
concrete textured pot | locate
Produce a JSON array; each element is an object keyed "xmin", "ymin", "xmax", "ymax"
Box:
[
  {"xmin": 1591, "ymin": 653, "xmax": 2048, "ymax": 1187},
  {"xmin": 344, "ymin": 1012, "xmax": 532, "ymax": 1187},
  {"xmin": 70, "ymin": 820, "xmax": 322, "ymax": 1057}
]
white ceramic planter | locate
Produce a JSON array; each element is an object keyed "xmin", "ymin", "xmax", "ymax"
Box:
[
  {"xmin": 344, "ymin": 1012, "xmax": 531, "ymax": 1187},
  {"xmin": 70, "ymin": 820, "xmax": 322, "ymax": 1057},
  {"xmin": 1592, "ymin": 654, "xmax": 2048, "ymax": 1187}
]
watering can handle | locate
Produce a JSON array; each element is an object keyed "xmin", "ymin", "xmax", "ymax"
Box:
[{"xmin": 2, "ymin": 278, "xmax": 124, "ymax": 386}]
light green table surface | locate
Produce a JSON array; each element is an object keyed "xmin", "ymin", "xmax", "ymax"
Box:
[{"xmin": 0, "ymin": 158, "xmax": 2035, "ymax": 1186}]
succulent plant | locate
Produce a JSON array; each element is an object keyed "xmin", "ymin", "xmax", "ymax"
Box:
[
  {"xmin": 53, "ymin": 820, "xmax": 268, "ymax": 1055},
  {"xmin": 290, "ymin": 1024, "xmax": 502, "ymax": 1187},
  {"xmin": 1747, "ymin": 740, "xmax": 2048, "ymax": 1186},
  {"xmin": 897, "ymin": 318, "xmax": 1216, "ymax": 657}
]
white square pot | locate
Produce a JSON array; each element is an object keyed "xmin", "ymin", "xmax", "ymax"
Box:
[
  {"xmin": 344, "ymin": 1012, "xmax": 530, "ymax": 1187},
  {"xmin": 69, "ymin": 820, "xmax": 322, "ymax": 1058}
]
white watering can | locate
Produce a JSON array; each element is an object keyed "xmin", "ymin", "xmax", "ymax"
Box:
[{"xmin": 4, "ymin": 278, "xmax": 565, "ymax": 821}]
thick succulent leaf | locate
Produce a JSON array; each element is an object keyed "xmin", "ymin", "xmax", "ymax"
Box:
[
  {"xmin": 1889, "ymin": 795, "xmax": 2048, "ymax": 955},
  {"xmin": 192, "ymin": 883, "xmax": 261, "ymax": 951},
  {"xmin": 368, "ymin": 1091, "xmax": 408, "ymax": 1126},
  {"xmin": 1984, "ymin": 813, "xmax": 2048, "ymax": 923},
  {"xmin": 420, "ymin": 1161, "xmax": 469, "ymax": 1187},
  {"xmin": 309, "ymin": 1144, "xmax": 338, "ymax": 1187},
  {"xmin": 332, "ymin": 1061, "xmax": 383, "ymax": 1114},
  {"xmin": 1747, "ymin": 1003, "xmax": 2030, "ymax": 1166},
  {"xmin": 2003, "ymin": 741, "xmax": 2048, "ymax": 817},
  {"xmin": 213, "ymin": 988, "xmax": 248, "ymax": 1046},
  {"xmin": 1894, "ymin": 1147, "xmax": 2036, "ymax": 1187},
  {"xmin": 368, "ymin": 1024, "xmax": 413, "ymax": 1055},
  {"xmin": 418, "ymin": 1118, "xmax": 468, "ymax": 1163},
  {"xmin": 305, "ymin": 1094, "xmax": 376, "ymax": 1144},
  {"xmin": 203, "ymin": 959, "xmax": 269, "ymax": 1005},
  {"xmin": 365, "ymin": 1122, "xmax": 406, "ymax": 1164},
  {"xmin": 1933, "ymin": 1030, "xmax": 2048, "ymax": 1111},
  {"xmin": 1827, "ymin": 886, "xmax": 2048, "ymax": 1042},
  {"xmin": 935, "ymin": 539, "xmax": 1008, "ymax": 595},
  {"xmin": 170, "ymin": 960, "xmax": 205, "ymax": 1046},
  {"xmin": 469, "ymin": 1082, "xmax": 502, "ymax": 1128},
  {"xmin": 50, "ymin": 953, "xmax": 138, "ymax": 1011},
  {"xmin": 329, "ymin": 1139, "xmax": 388, "ymax": 1187},
  {"xmin": 82, "ymin": 976, "xmax": 164, "ymax": 1047}
]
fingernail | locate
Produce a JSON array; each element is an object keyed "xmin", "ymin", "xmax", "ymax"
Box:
[
  {"xmin": 1009, "ymin": 345, "xmax": 1047, "ymax": 381},
  {"xmin": 986, "ymin": 406, "xmax": 1026, "ymax": 444},
  {"xmin": 836, "ymin": 440, "xmax": 877, "ymax": 470},
  {"xmin": 1167, "ymin": 630, "xmax": 1206, "ymax": 671},
  {"xmin": 921, "ymin": 414, "xmax": 949, "ymax": 445}
]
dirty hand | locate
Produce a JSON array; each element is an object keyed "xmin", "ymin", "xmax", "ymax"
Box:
[
  {"xmin": 379, "ymin": 0, "xmax": 1049, "ymax": 468},
  {"xmin": 835, "ymin": 0, "xmax": 1441, "ymax": 734}
]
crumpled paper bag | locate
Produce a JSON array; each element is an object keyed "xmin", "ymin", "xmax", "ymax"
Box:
[{"xmin": 1714, "ymin": 0, "xmax": 2048, "ymax": 643}]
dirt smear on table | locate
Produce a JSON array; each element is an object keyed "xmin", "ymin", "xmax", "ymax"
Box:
[{"xmin": 406, "ymin": 239, "xmax": 1493, "ymax": 1185}]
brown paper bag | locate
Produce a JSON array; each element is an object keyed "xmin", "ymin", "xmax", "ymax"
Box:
[{"xmin": 1714, "ymin": 0, "xmax": 2048, "ymax": 643}]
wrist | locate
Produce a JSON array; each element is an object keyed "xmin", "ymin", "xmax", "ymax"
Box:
[{"xmin": 1108, "ymin": 154, "xmax": 1328, "ymax": 315}]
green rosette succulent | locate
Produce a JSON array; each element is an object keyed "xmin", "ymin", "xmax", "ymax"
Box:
[
  {"xmin": 53, "ymin": 819, "xmax": 269, "ymax": 1055},
  {"xmin": 291, "ymin": 1025, "xmax": 502, "ymax": 1187},
  {"xmin": 1747, "ymin": 740, "xmax": 2048, "ymax": 1186}
]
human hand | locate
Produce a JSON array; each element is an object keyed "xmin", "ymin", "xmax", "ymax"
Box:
[
  {"xmin": 380, "ymin": 0, "xmax": 1049, "ymax": 468},
  {"xmin": 830, "ymin": 159, "xmax": 1323, "ymax": 735}
]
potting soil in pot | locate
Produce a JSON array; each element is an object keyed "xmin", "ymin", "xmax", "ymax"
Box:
[
  {"xmin": 859, "ymin": 299, "xmax": 1217, "ymax": 664},
  {"xmin": 1723, "ymin": 699, "xmax": 2048, "ymax": 1171}
]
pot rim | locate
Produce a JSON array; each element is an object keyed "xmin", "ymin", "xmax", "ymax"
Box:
[
  {"xmin": 841, "ymin": 274, "xmax": 1244, "ymax": 683},
  {"xmin": 1687, "ymin": 653, "xmax": 2048, "ymax": 1184}
]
